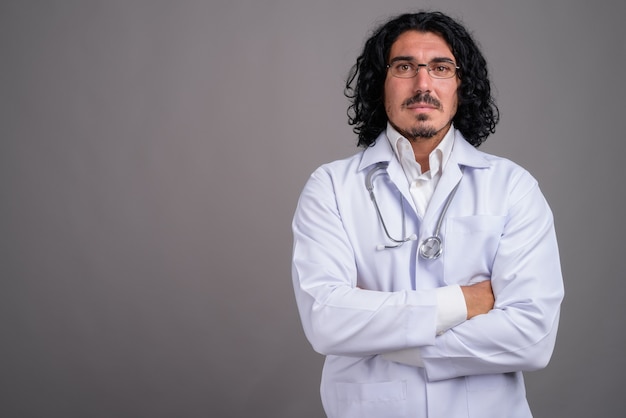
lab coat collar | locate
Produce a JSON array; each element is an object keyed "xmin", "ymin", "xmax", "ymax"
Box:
[
  {"xmin": 358, "ymin": 131, "xmax": 396, "ymax": 171},
  {"xmin": 358, "ymin": 128, "xmax": 492, "ymax": 222},
  {"xmin": 358, "ymin": 128, "xmax": 491, "ymax": 172},
  {"xmin": 449, "ymin": 130, "xmax": 491, "ymax": 170}
]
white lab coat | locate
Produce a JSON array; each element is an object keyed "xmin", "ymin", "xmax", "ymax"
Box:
[{"xmin": 291, "ymin": 129, "xmax": 564, "ymax": 418}]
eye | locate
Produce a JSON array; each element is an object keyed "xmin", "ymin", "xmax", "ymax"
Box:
[
  {"xmin": 430, "ymin": 62, "xmax": 454, "ymax": 76},
  {"xmin": 394, "ymin": 62, "xmax": 415, "ymax": 74}
]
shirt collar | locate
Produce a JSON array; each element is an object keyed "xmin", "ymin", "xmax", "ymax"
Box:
[{"xmin": 385, "ymin": 122, "xmax": 455, "ymax": 176}]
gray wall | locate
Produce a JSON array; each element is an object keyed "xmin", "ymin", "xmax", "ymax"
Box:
[{"xmin": 1, "ymin": 1, "xmax": 624, "ymax": 417}]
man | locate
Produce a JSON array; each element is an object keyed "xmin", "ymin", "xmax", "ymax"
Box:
[{"xmin": 291, "ymin": 11, "xmax": 563, "ymax": 418}]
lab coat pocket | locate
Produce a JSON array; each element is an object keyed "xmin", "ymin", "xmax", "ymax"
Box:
[
  {"xmin": 334, "ymin": 380, "xmax": 407, "ymax": 418},
  {"xmin": 443, "ymin": 215, "xmax": 506, "ymax": 284}
]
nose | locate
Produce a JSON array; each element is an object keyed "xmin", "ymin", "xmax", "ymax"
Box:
[{"xmin": 413, "ymin": 64, "xmax": 432, "ymax": 91}]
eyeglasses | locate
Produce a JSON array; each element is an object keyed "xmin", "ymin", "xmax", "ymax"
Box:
[{"xmin": 386, "ymin": 60, "xmax": 459, "ymax": 79}]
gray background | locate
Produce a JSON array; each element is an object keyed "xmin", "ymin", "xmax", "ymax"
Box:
[{"xmin": 1, "ymin": 0, "xmax": 624, "ymax": 417}]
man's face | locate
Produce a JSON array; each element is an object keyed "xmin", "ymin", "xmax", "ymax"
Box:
[{"xmin": 384, "ymin": 30, "xmax": 461, "ymax": 143}]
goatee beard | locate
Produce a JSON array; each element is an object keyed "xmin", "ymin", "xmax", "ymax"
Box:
[
  {"xmin": 405, "ymin": 119, "xmax": 437, "ymax": 139},
  {"xmin": 396, "ymin": 93, "xmax": 443, "ymax": 140},
  {"xmin": 403, "ymin": 128, "xmax": 437, "ymax": 140},
  {"xmin": 394, "ymin": 117, "xmax": 438, "ymax": 141}
]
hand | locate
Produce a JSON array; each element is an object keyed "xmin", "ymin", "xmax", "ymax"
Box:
[{"xmin": 460, "ymin": 280, "xmax": 494, "ymax": 319}]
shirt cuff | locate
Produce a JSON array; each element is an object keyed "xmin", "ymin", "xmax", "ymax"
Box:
[{"xmin": 435, "ymin": 284, "xmax": 467, "ymax": 335}]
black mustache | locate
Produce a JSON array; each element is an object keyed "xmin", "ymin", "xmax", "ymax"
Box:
[{"xmin": 403, "ymin": 93, "xmax": 441, "ymax": 108}]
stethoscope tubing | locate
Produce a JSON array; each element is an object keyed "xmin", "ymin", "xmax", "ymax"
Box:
[
  {"xmin": 366, "ymin": 162, "xmax": 460, "ymax": 258},
  {"xmin": 366, "ymin": 163, "xmax": 411, "ymax": 246}
]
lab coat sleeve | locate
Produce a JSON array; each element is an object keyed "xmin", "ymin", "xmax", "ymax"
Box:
[
  {"xmin": 292, "ymin": 166, "xmax": 439, "ymax": 357},
  {"xmin": 420, "ymin": 176, "xmax": 564, "ymax": 381}
]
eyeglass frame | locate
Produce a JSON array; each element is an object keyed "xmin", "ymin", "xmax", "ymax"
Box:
[{"xmin": 385, "ymin": 58, "xmax": 460, "ymax": 79}]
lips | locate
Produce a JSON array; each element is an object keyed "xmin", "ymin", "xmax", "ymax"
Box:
[
  {"xmin": 403, "ymin": 93, "xmax": 441, "ymax": 110},
  {"xmin": 407, "ymin": 103, "xmax": 438, "ymax": 110}
]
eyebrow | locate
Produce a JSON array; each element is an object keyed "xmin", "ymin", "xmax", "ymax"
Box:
[{"xmin": 389, "ymin": 55, "xmax": 456, "ymax": 64}]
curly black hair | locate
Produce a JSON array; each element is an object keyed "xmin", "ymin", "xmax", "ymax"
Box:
[{"xmin": 345, "ymin": 11, "xmax": 499, "ymax": 148}]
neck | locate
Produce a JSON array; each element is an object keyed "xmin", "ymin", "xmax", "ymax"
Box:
[{"xmin": 409, "ymin": 124, "xmax": 452, "ymax": 172}]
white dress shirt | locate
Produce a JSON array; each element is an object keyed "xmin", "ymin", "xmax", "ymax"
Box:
[{"xmin": 386, "ymin": 123, "xmax": 455, "ymax": 217}]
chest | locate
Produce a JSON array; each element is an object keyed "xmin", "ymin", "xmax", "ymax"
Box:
[{"xmin": 337, "ymin": 172, "xmax": 508, "ymax": 290}]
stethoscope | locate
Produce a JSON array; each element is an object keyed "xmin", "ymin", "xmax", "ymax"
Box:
[{"xmin": 365, "ymin": 161, "xmax": 460, "ymax": 259}]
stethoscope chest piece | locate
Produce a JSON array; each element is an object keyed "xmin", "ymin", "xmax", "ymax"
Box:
[{"xmin": 419, "ymin": 236, "xmax": 442, "ymax": 259}]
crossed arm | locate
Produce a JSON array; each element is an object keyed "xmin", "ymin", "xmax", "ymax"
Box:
[{"xmin": 461, "ymin": 280, "xmax": 494, "ymax": 319}]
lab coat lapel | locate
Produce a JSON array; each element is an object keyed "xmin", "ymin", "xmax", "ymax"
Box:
[
  {"xmin": 360, "ymin": 133, "xmax": 418, "ymax": 216},
  {"xmin": 423, "ymin": 132, "xmax": 490, "ymax": 227},
  {"xmin": 423, "ymin": 160, "xmax": 462, "ymax": 228}
]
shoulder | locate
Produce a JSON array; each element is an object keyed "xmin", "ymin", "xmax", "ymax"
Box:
[
  {"xmin": 310, "ymin": 132, "xmax": 393, "ymax": 181},
  {"xmin": 452, "ymin": 133, "xmax": 540, "ymax": 204},
  {"xmin": 297, "ymin": 150, "xmax": 365, "ymax": 201},
  {"xmin": 455, "ymin": 133, "xmax": 537, "ymax": 187},
  {"xmin": 308, "ymin": 150, "xmax": 366, "ymax": 184},
  {"xmin": 484, "ymin": 149, "xmax": 536, "ymax": 182},
  {"xmin": 469, "ymin": 147, "xmax": 542, "ymax": 206}
]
